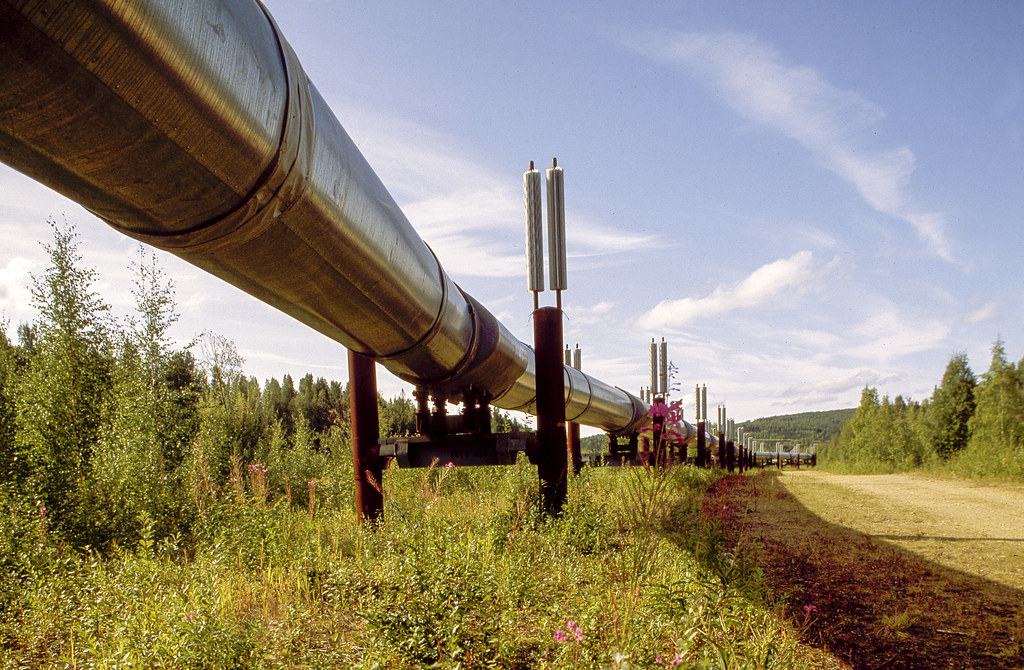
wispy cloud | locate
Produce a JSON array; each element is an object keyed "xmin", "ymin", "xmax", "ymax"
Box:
[
  {"xmin": 965, "ymin": 301, "xmax": 997, "ymax": 324},
  {"xmin": 628, "ymin": 30, "xmax": 953, "ymax": 261},
  {"xmin": 846, "ymin": 301, "xmax": 950, "ymax": 362},
  {"xmin": 327, "ymin": 103, "xmax": 654, "ymax": 278},
  {"xmin": 636, "ymin": 250, "xmax": 826, "ymax": 330}
]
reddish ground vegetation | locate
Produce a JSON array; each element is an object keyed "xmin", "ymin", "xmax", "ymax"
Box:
[{"xmin": 706, "ymin": 470, "xmax": 1024, "ymax": 669}]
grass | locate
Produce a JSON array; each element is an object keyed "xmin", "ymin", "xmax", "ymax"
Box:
[{"xmin": 0, "ymin": 459, "xmax": 817, "ymax": 669}]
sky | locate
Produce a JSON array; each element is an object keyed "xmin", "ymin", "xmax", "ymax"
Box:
[{"xmin": 2, "ymin": 1, "xmax": 1023, "ymax": 431}]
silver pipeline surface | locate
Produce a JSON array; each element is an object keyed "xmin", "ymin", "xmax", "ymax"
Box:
[{"xmin": 0, "ymin": 0, "xmax": 651, "ymax": 434}]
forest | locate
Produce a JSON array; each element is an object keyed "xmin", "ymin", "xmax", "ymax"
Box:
[
  {"xmin": 737, "ymin": 408, "xmax": 855, "ymax": 447},
  {"xmin": 0, "ymin": 222, "xmax": 524, "ymax": 561},
  {"xmin": 822, "ymin": 345, "xmax": 1024, "ymax": 477}
]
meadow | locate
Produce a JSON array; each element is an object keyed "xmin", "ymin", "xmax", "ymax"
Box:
[{"xmin": 1, "ymin": 458, "xmax": 818, "ymax": 669}]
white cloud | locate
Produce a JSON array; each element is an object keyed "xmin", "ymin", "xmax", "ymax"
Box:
[
  {"xmin": 0, "ymin": 256, "xmax": 36, "ymax": 325},
  {"xmin": 629, "ymin": 30, "xmax": 954, "ymax": 261},
  {"xmin": 965, "ymin": 301, "xmax": 997, "ymax": 324},
  {"xmin": 636, "ymin": 250, "xmax": 823, "ymax": 330},
  {"xmin": 565, "ymin": 300, "xmax": 615, "ymax": 328}
]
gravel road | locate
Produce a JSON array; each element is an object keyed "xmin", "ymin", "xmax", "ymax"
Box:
[{"xmin": 777, "ymin": 471, "xmax": 1024, "ymax": 589}]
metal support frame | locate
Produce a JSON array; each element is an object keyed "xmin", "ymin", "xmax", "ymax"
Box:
[
  {"xmin": 349, "ymin": 351, "xmax": 383, "ymax": 523},
  {"xmin": 381, "ymin": 385, "xmax": 534, "ymax": 467},
  {"xmin": 607, "ymin": 433, "xmax": 639, "ymax": 465}
]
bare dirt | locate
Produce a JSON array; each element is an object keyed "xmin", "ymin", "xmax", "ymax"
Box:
[{"xmin": 707, "ymin": 469, "xmax": 1024, "ymax": 669}]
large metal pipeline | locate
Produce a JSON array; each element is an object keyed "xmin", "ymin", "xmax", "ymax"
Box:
[{"xmin": 0, "ymin": 0, "xmax": 656, "ymax": 434}]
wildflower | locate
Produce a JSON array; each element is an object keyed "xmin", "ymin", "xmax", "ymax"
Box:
[
  {"xmin": 554, "ymin": 620, "xmax": 584, "ymax": 643},
  {"xmin": 444, "ymin": 461, "xmax": 455, "ymax": 468},
  {"xmin": 803, "ymin": 604, "xmax": 818, "ymax": 615},
  {"xmin": 38, "ymin": 506, "xmax": 47, "ymax": 517}
]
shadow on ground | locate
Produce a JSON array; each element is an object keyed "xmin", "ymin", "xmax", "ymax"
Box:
[{"xmin": 708, "ymin": 470, "xmax": 1024, "ymax": 670}]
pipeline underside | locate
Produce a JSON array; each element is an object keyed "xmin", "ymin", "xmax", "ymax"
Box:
[{"xmin": 0, "ymin": 0, "xmax": 685, "ymax": 437}]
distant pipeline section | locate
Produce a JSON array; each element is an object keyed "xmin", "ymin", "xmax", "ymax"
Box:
[{"xmin": 0, "ymin": 0, "xmax": 705, "ymax": 438}]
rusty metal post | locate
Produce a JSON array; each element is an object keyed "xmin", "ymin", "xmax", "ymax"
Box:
[
  {"xmin": 349, "ymin": 350, "xmax": 383, "ymax": 523},
  {"xmin": 568, "ymin": 421, "xmax": 582, "ymax": 473},
  {"xmin": 696, "ymin": 421, "xmax": 706, "ymax": 467},
  {"xmin": 534, "ymin": 307, "xmax": 567, "ymax": 514}
]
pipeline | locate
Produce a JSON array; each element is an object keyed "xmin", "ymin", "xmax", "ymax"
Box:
[{"xmin": 0, "ymin": 0, "xmax": 703, "ymax": 438}]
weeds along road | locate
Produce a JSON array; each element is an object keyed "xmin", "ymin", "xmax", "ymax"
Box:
[
  {"xmin": 777, "ymin": 471, "xmax": 1024, "ymax": 591},
  {"xmin": 714, "ymin": 470, "xmax": 1024, "ymax": 669}
]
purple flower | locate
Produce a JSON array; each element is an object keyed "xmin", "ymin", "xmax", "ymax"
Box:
[
  {"xmin": 554, "ymin": 620, "xmax": 584, "ymax": 644},
  {"xmin": 803, "ymin": 604, "xmax": 818, "ymax": 615}
]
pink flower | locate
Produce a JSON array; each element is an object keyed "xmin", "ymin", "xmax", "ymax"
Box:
[
  {"xmin": 803, "ymin": 604, "xmax": 818, "ymax": 615},
  {"xmin": 444, "ymin": 461, "xmax": 455, "ymax": 468},
  {"xmin": 554, "ymin": 620, "xmax": 584, "ymax": 644}
]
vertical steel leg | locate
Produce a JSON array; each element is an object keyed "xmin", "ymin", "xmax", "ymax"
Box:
[
  {"xmin": 697, "ymin": 420, "xmax": 706, "ymax": 467},
  {"xmin": 349, "ymin": 350, "xmax": 383, "ymax": 523},
  {"xmin": 568, "ymin": 420, "xmax": 582, "ymax": 474},
  {"xmin": 534, "ymin": 307, "xmax": 567, "ymax": 514}
]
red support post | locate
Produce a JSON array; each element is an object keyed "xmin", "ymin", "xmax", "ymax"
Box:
[
  {"xmin": 568, "ymin": 421, "xmax": 582, "ymax": 473},
  {"xmin": 696, "ymin": 420, "xmax": 706, "ymax": 467},
  {"xmin": 534, "ymin": 307, "xmax": 567, "ymax": 514},
  {"xmin": 348, "ymin": 350, "xmax": 383, "ymax": 523}
]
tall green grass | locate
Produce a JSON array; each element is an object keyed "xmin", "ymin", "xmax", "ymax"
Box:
[{"xmin": 1, "ymin": 460, "xmax": 811, "ymax": 669}]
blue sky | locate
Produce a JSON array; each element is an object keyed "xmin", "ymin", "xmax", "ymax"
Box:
[{"xmin": 2, "ymin": 1, "xmax": 1023, "ymax": 429}]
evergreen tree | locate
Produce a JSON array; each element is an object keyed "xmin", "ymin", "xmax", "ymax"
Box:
[
  {"xmin": 279, "ymin": 373, "xmax": 297, "ymax": 434},
  {"xmin": 379, "ymin": 390, "xmax": 416, "ymax": 437},
  {"xmin": 928, "ymin": 352, "xmax": 976, "ymax": 460},
  {"xmin": 961, "ymin": 340, "xmax": 1024, "ymax": 475}
]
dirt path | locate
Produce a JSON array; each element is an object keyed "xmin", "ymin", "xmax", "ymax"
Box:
[
  {"xmin": 709, "ymin": 470, "xmax": 1024, "ymax": 669},
  {"xmin": 778, "ymin": 471, "xmax": 1024, "ymax": 591}
]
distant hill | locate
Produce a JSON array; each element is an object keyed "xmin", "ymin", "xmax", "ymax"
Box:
[
  {"xmin": 738, "ymin": 408, "xmax": 855, "ymax": 446},
  {"xmin": 579, "ymin": 407, "xmax": 854, "ymax": 454}
]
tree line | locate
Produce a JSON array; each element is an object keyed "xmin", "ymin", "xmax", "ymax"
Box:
[
  {"xmin": 824, "ymin": 344, "xmax": 1024, "ymax": 477},
  {"xmin": 0, "ymin": 222, "xmax": 524, "ymax": 556}
]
